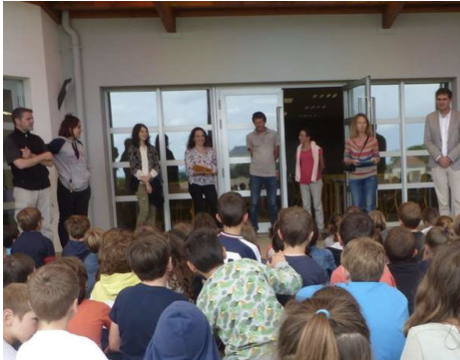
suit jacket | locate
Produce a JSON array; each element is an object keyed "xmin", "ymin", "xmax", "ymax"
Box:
[{"xmin": 424, "ymin": 110, "xmax": 460, "ymax": 170}]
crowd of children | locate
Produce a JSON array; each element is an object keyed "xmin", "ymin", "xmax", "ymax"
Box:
[{"xmin": 3, "ymin": 195, "xmax": 460, "ymax": 360}]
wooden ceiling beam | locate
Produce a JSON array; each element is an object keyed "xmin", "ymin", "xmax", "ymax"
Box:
[
  {"xmin": 382, "ymin": 1, "xmax": 405, "ymax": 29},
  {"xmin": 153, "ymin": 1, "xmax": 176, "ymax": 33},
  {"xmin": 53, "ymin": 1, "xmax": 155, "ymax": 11}
]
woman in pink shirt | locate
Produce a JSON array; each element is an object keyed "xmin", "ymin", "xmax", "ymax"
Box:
[{"xmin": 295, "ymin": 128, "xmax": 325, "ymax": 230}]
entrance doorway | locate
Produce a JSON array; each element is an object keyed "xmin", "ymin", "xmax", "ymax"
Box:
[{"xmin": 283, "ymin": 87, "xmax": 345, "ymax": 225}]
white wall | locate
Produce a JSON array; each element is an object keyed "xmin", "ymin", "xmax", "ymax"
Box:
[
  {"xmin": 4, "ymin": 2, "xmax": 66, "ymax": 249},
  {"xmin": 56, "ymin": 12, "xmax": 459, "ymax": 230}
]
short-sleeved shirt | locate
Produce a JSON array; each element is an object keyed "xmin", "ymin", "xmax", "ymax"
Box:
[
  {"xmin": 218, "ymin": 232, "xmax": 261, "ymax": 263},
  {"xmin": 297, "ymin": 282, "xmax": 409, "ymax": 360},
  {"xmin": 11, "ymin": 231, "xmax": 55, "ymax": 267},
  {"xmin": 197, "ymin": 258, "xmax": 302, "ymax": 360},
  {"xmin": 67, "ymin": 299, "xmax": 111, "ymax": 347},
  {"xmin": 246, "ymin": 128, "xmax": 280, "ymax": 177},
  {"xmin": 110, "ymin": 284, "xmax": 187, "ymax": 360},
  {"xmin": 4, "ymin": 128, "xmax": 50, "ymax": 190}
]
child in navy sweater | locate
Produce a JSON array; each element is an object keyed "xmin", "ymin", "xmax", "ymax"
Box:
[{"xmin": 62, "ymin": 215, "xmax": 91, "ymax": 262}]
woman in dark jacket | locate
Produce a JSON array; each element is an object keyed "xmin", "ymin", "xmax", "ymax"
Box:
[{"xmin": 129, "ymin": 123, "xmax": 161, "ymax": 227}]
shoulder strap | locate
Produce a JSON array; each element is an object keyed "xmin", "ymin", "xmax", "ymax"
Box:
[{"xmin": 357, "ymin": 136, "xmax": 370, "ymax": 159}]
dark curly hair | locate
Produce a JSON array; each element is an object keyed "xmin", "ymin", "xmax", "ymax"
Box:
[
  {"xmin": 186, "ymin": 127, "xmax": 210, "ymax": 149},
  {"xmin": 99, "ymin": 229, "xmax": 134, "ymax": 275},
  {"xmin": 166, "ymin": 232, "xmax": 194, "ymax": 300}
]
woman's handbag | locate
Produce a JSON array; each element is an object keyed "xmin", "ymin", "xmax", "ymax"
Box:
[{"xmin": 344, "ymin": 136, "xmax": 369, "ymax": 173}]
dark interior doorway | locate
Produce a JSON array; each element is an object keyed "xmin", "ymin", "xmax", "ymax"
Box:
[{"xmin": 283, "ymin": 87, "xmax": 345, "ymax": 225}]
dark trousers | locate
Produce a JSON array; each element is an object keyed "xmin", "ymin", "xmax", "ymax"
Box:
[
  {"xmin": 189, "ymin": 183, "xmax": 218, "ymax": 220},
  {"xmin": 57, "ymin": 180, "xmax": 91, "ymax": 248}
]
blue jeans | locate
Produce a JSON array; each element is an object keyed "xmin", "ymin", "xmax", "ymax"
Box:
[
  {"xmin": 249, "ymin": 175, "xmax": 278, "ymax": 230},
  {"xmin": 349, "ymin": 175, "xmax": 378, "ymax": 213}
]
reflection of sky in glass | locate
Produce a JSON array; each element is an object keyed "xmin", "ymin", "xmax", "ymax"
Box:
[
  {"xmin": 405, "ymin": 84, "xmax": 440, "ymax": 120},
  {"xmin": 226, "ymin": 95, "xmax": 278, "ymax": 127},
  {"xmin": 373, "ymin": 85, "xmax": 399, "ymax": 121},
  {"xmin": 351, "ymin": 85, "xmax": 365, "ymax": 116},
  {"xmin": 228, "ymin": 130, "xmax": 251, "ymax": 157},
  {"xmin": 165, "ymin": 132, "xmax": 189, "ymax": 160},
  {"xmin": 406, "ymin": 124, "xmax": 426, "ymax": 149},
  {"xmin": 376, "ymin": 124, "xmax": 400, "ymax": 152},
  {"xmin": 163, "ymin": 90, "xmax": 209, "ymax": 126},
  {"xmin": 110, "ymin": 92, "xmax": 158, "ymax": 128}
]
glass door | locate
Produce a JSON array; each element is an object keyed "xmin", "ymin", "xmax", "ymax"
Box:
[
  {"xmin": 216, "ymin": 88, "xmax": 285, "ymax": 233},
  {"xmin": 342, "ymin": 76, "xmax": 373, "ymax": 208}
]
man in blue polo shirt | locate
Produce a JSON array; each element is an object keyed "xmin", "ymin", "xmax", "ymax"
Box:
[{"xmin": 4, "ymin": 108, "xmax": 54, "ymax": 239}]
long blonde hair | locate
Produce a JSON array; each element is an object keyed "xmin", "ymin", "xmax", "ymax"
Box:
[
  {"xmin": 350, "ymin": 113, "xmax": 373, "ymax": 138},
  {"xmin": 404, "ymin": 242, "xmax": 460, "ymax": 335},
  {"xmin": 278, "ymin": 286, "xmax": 372, "ymax": 360}
]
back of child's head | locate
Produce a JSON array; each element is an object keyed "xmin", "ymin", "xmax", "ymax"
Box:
[
  {"xmin": 384, "ymin": 227, "xmax": 416, "ymax": 263},
  {"xmin": 339, "ymin": 213, "xmax": 375, "ymax": 246},
  {"xmin": 133, "ymin": 224, "xmax": 159, "ymax": 239},
  {"xmin": 27, "ymin": 263, "xmax": 79, "ymax": 323},
  {"xmin": 405, "ymin": 241, "xmax": 460, "ymax": 334},
  {"xmin": 344, "ymin": 206, "xmax": 362, "ymax": 216},
  {"xmin": 184, "ymin": 228, "xmax": 224, "ymax": 273},
  {"xmin": 84, "ymin": 228, "xmax": 105, "ymax": 254},
  {"xmin": 422, "ymin": 207, "xmax": 439, "ymax": 226},
  {"xmin": 241, "ymin": 222, "xmax": 259, "ymax": 247},
  {"xmin": 369, "ymin": 210, "xmax": 386, "ymax": 233},
  {"xmin": 328, "ymin": 214, "xmax": 342, "ymax": 236},
  {"xmin": 454, "ymin": 215, "xmax": 460, "ymax": 237},
  {"xmin": 165, "ymin": 232, "xmax": 194, "ymax": 298},
  {"xmin": 3, "ymin": 253, "xmax": 35, "ymax": 287},
  {"xmin": 270, "ymin": 220, "xmax": 284, "ymax": 253},
  {"xmin": 278, "ymin": 286, "xmax": 371, "ymax": 360},
  {"xmin": 193, "ymin": 212, "xmax": 219, "ymax": 232},
  {"xmin": 425, "ymin": 226, "xmax": 451, "ymax": 252},
  {"xmin": 308, "ymin": 221, "xmax": 321, "ymax": 250},
  {"xmin": 3, "ymin": 283, "xmax": 33, "ymax": 319},
  {"xmin": 172, "ymin": 222, "xmax": 193, "ymax": 239},
  {"xmin": 398, "ymin": 202, "xmax": 421, "ymax": 229},
  {"xmin": 127, "ymin": 232, "xmax": 170, "ymax": 282},
  {"xmin": 52, "ymin": 257, "xmax": 88, "ymax": 304},
  {"xmin": 342, "ymin": 238, "xmax": 386, "ymax": 282},
  {"xmin": 279, "ymin": 207, "xmax": 314, "ymax": 247},
  {"xmin": 65, "ymin": 215, "xmax": 91, "ymax": 240},
  {"xmin": 16, "ymin": 207, "xmax": 41, "ymax": 232},
  {"xmin": 3, "ymin": 221, "xmax": 19, "ymax": 249},
  {"xmin": 434, "ymin": 216, "xmax": 456, "ymax": 241},
  {"xmin": 99, "ymin": 228, "xmax": 133, "ymax": 275},
  {"xmin": 218, "ymin": 192, "xmax": 247, "ymax": 227}
]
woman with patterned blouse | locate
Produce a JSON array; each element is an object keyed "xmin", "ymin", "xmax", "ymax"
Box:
[
  {"xmin": 129, "ymin": 123, "xmax": 161, "ymax": 227},
  {"xmin": 185, "ymin": 127, "xmax": 218, "ymax": 220}
]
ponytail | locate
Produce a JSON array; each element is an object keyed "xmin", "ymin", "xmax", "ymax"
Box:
[{"xmin": 295, "ymin": 309, "xmax": 339, "ymax": 360}]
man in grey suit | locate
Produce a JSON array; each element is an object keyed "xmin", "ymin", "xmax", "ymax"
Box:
[{"xmin": 424, "ymin": 88, "xmax": 460, "ymax": 217}]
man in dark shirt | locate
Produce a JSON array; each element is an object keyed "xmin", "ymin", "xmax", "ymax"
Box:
[{"xmin": 4, "ymin": 108, "xmax": 54, "ymax": 239}]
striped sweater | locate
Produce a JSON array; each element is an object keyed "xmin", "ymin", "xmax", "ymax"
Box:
[{"xmin": 344, "ymin": 136, "xmax": 379, "ymax": 180}]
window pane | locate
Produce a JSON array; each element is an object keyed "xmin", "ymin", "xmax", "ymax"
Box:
[
  {"xmin": 168, "ymin": 165, "xmax": 189, "ymax": 194},
  {"xmin": 404, "ymin": 84, "xmax": 444, "ymax": 121},
  {"xmin": 111, "ymin": 132, "xmax": 158, "ymax": 163},
  {"xmin": 113, "ymin": 168, "xmax": 135, "ymax": 196},
  {"xmin": 3, "ymin": 170, "xmax": 14, "ymax": 202},
  {"xmin": 378, "ymin": 157, "xmax": 401, "ymax": 184},
  {"xmin": 373, "ymin": 85, "xmax": 399, "ymax": 122},
  {"xmin": 226, "ymin": 95, "xmax": 278, "ymax": 127},
  {"xmin": 109, "ymin": 92, "xmax": 158, "ymax": 128},
  {"xmin": 115, "ymin": 202, "xmax": 164, "ymax": 231},
  {"xmin": 407, "ymin": 156, "xmax": 432, "ymax": 183},
  {"xmin": 408, "ymin": 188, "xmax": 438, "ymax": 211},
  {"xmin": 351, "ymin": 85, "xmax": 365, "ymax": 117},
  {"xmin": 163, "ymin": 90, "xmax": 210, "ymax": 126},
  {"xmin": 405, "ymin": 123, "xmax": 426, "ymax": 150},
  {"xmin": 376, "ymin": 124, "xmax": 400, "ymax": 152},
  {"xmin": 228, "ymin": 130, "xmax": 251, "ymax": 157},
  {"xmin": 170, "ymin": 199, "xmax": 194, "ymax": 226},
  {"xmin": 230, "ymin": 163, "xmax": 251, "ymax": 191},
  {"xmin": 377, "ymin": 189, "xmax": 402, "ymax": 222},
  {"xmin": 3, "ymin": 89, "xmax": 13, "ymax": 123}
]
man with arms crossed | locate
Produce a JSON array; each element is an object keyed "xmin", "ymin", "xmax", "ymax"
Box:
[
  {"xmin": 424, "ymin": 88, "xmax": 460, "ymax": 217},
  {"xmin": 247, "ymin": 111, "xmax": 280, "ymax": 231},
  {"xmin": 4, "ymin": 108, "xmax": 54, "ymax": 239}
]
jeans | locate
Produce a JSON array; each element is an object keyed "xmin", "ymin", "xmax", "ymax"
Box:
[
  {"xmin": 57, "ymin": 180, "xmax": 91, "ymax": 248},
  {"xmin": 188, "ymin": 183, "xmax": 219, "ymax": 220},
  {"xmin": 349, "ymin": 175, "xmax": 378, "ymax": 213},
  {"xmin": 249, "ymin": 175, "xmax": 278, "ymax": 230}
]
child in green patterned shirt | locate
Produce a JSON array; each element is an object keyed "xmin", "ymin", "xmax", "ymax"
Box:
[{"xmin": 184, "ymin": 228, "xmax": 302, "ymax": 360}]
